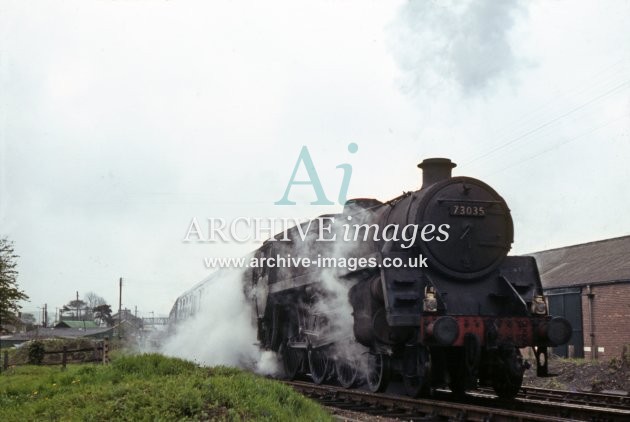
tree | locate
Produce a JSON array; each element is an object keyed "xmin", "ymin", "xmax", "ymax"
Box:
[
  {"xmin": 0, "ymin": 237, "xmax": 28, "ymax": 326},
  {"xmin": 60, "ymin": 292, "xmax": 111, "ymax": 324},
  {"xmin": 85, "ymin": 291, "xmax": 107, "ymax": 309},
  {"xmin": 62, "ymin": 299, "xmax": 88, "ymax": 320},
  {"xmin": 93, "ymin": 304, "xmax": 114, "ymax": 326},
  {"xmin": 20, "ymin": 312, "xmax": 36, "ymax": 325}
]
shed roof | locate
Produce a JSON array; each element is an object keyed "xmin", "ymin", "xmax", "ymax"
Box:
[
  {"xmin": 528, "ymin": 235, "xmax": 630, "ymax": 289},
  {"xmin": 55, "ymin": 320, "xmax": 100, "ymax": 329}
]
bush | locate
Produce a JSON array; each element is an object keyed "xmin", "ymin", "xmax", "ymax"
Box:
[{"xmin": 27, "ymin": 341, "xmax": 45, "ymax": 365}]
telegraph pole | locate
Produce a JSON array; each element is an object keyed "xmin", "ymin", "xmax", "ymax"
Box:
[{"xmin": 118, "ymin": 277, "xmax": 123, "ymax": 339}]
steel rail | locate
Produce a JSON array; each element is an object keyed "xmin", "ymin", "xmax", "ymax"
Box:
[{"xmin": 285, "ymin": 380, "xmax": 630, "ymax": 422}]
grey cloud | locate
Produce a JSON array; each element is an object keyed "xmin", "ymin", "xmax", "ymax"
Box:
[{"xmin": 390, "ymin": 0, "xmax": 526, "ymax": 96}]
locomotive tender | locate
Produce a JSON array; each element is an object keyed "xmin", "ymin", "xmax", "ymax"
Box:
[{"xmin": 172, "ymin": 158, "xmax": 572, "ymax": 398}]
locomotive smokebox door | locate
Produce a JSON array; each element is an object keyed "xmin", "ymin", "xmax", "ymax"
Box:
[{"xmin": 414, "ymin": 176, "xmax": 514, "ymax": 279}]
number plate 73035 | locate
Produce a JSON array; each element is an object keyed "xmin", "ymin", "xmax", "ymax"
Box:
[{"xmin": 449, "ymin": 204, "xmax": 486, "ymax": 217}]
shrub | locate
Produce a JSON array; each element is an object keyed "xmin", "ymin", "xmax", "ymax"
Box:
[{"xmin": 27, "ymin": 341, "xmax": 45, "ymax": 365}]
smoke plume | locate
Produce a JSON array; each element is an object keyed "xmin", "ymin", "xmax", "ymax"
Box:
[{"xmin": 389, "ymin": 0, "xmax": 527, "ymax": 97}]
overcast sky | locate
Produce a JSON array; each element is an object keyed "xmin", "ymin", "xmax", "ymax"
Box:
[{"xmin": 1, "ymin": 0, "xmax": 629, "ymax": 319}]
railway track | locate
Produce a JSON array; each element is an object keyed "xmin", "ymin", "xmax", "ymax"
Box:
[
  {"xmin": 285, "ymin": 380, "xmax": 630, "ymax": 421},
  {"xmin": 479, "ymin": 385, "xmax": 630, "ymax": 411}
]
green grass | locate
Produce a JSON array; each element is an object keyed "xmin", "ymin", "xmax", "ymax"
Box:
[
  {"xmin": 0, "ymin": 354, "xmax": 331, "ymax": 421},
  {"xmin": 560, "ymin": 357, "xmax": 590, "ymax": 365}
]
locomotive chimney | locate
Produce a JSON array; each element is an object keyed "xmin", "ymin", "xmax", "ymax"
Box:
[{"xmin": 418, "ymin": 158, "xmax": 456, "ymax": 188}]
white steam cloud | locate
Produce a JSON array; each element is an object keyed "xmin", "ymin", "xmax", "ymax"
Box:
[
  {"xmin": 160, "ymin": 270, "xmax": 279, "ymax": 375},
  {"xmin": 160, "ymin": 218, "xmax": 372, "ymax": 376},
  {"xmin": 389, "ymin": 0, "xmax": 527, "ymax": 97},
  {"xmin": 305, "ymin": 218, "xmax": 370, "ymax": 368}
]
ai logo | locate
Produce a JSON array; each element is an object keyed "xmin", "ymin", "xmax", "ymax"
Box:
[{"xmin": 275, "ymin": 143, "xmax": 358, "ymax": 205}]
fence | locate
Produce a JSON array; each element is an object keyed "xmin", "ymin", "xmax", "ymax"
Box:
[{"xmin": 2, "ymin": 337, "xmax": 109, "ymax": 371}]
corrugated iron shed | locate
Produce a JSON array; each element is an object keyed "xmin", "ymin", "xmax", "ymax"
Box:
[{"xmin": 528, "ymin": 235, "xmax": 630, "ymax": 289}]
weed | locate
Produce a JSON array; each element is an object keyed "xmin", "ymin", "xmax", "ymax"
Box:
[{"xmin": 0, "ymin": 354, "xmax": 331, "ymax": 421}]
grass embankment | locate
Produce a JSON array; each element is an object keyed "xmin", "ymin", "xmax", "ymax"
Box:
[{"xmin": 0, "ymin": 354, "xmax": 331, "ymax": 421}]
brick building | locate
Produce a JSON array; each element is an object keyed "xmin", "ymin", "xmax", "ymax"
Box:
[{"xmin": 530, "ymin": 235, "xmax": 630, "ymax": 360}]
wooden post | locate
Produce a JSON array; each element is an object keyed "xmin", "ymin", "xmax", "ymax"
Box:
[
  {"xmin": 118, "ymin": 278, "xmax": 123, "ymax": 339},
  {"xmin": 3, "ymin": 351, "xmax": 8, "ymax": 371},
  {"xmin": 61, "ymin": 346, "xmax": 67, "ymax": 370},
  {"xmin": 102, "ymin": 337, "xmax": 110, "ymax": 365}
]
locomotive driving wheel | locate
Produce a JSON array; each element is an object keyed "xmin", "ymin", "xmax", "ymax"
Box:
[
  {"xmin": 280, "ymin": 342, "xmax": 304, "ymax": 380},
  {"xmin": 403, "ymin": 345, "xmax": 431, "ymax": 397},
  {"xmin": 365, "ymin": 353, "xmax": 390, "ymax": 393},
  {"xmin": 491, "ymin": 347, "xmax": 524, "ymax": 399},
  {"xmin": 308, "ymin": 347, "xmax": 332, "ymax": 385},
  {"xmin": 334, "ymin": 357, "xmax": 358, "ymax": 389}
]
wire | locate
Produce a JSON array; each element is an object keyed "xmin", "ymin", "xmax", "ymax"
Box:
[
  {"xmin": 481, "ymin": 113, "xmax": 628, "ymax": 177},
  {"xmin": 463, "ymin": 78, "xmax": 630, "ymax": 167},
  {"xmin": 471, "ymin": 58, "xmax": 629, "ymax": 151}
]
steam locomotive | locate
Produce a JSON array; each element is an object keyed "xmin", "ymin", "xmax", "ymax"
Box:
[{"xmin": 172, "ymin": 158, "xmax": 572, "ymax": 399}]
